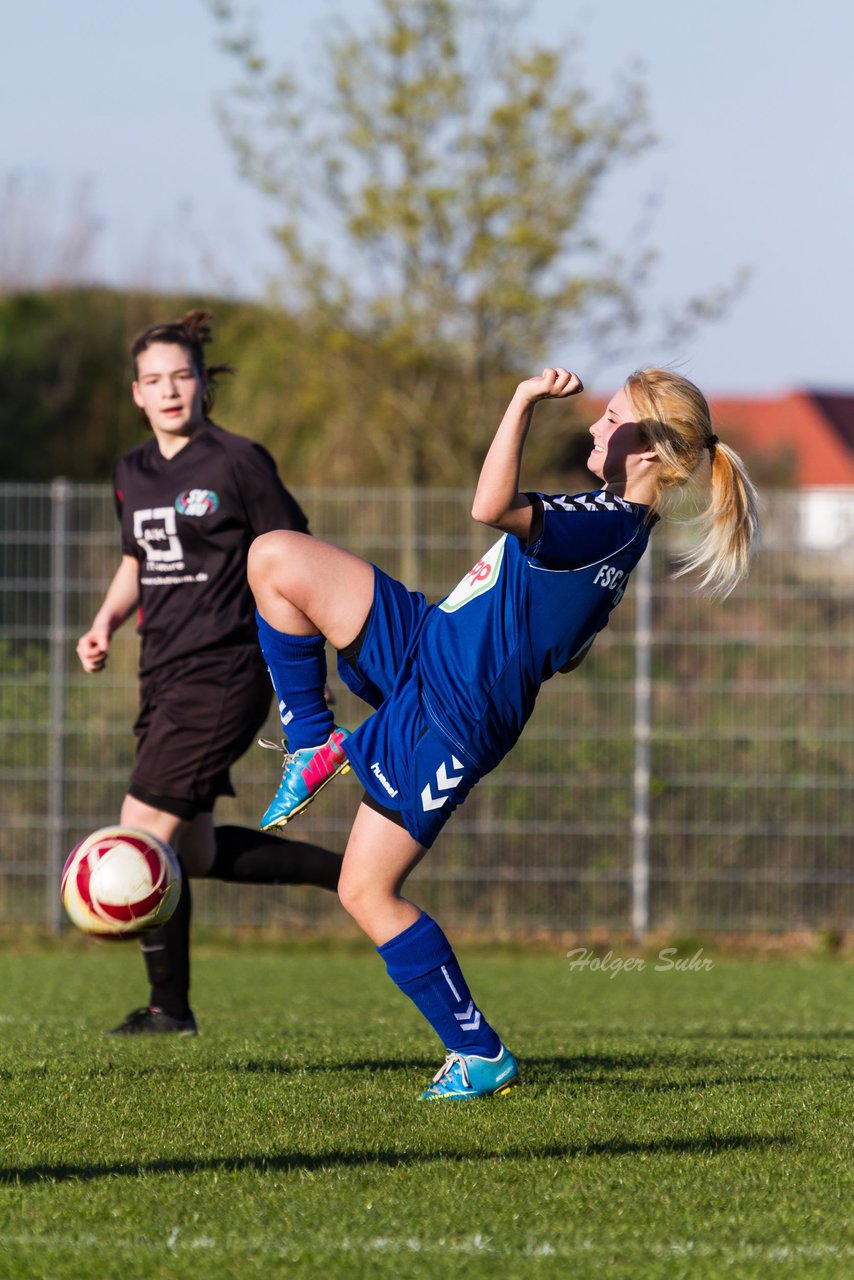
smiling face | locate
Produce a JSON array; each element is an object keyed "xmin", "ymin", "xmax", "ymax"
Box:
[
  {"xmin": 132, "ymin": 342, "xmax": 206, "ymax": 449},
  {"xmin": 587, "ymin": 387, "xmax": 652, "ymax": 489}
]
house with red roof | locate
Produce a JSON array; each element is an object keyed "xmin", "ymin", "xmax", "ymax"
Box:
[
  {"xmin": 707, "ymin": 391, "xmax": 854, "ymax": 551},
  {"xmin": 708, "ymin": 391, "xmax": 854, "ymax": 487}
]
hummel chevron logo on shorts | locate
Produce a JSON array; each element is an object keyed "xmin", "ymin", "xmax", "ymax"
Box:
[{"xmin": 421, "ymin": 755, "xmax": 464, "ymax": 811}]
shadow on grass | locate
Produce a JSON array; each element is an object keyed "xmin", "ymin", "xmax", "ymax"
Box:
[
  {"xmin": 0, "ymin": 1134, "xmax": 793, "ymax": 1185},
  {"xmin": 670, "ymin": 1029, "xmax": 854, "ymax": 1042},
  {"xmin": 520, "ymin": 1057, "xmax": 834, "ymax": 1090},
  {"xmin": 603, "ymin": 1073, "xmax": 814, "ymax": 1093},
  {"xmin": 229, "ymin": 1057, "xmax": 437, "ymax": 1075},
  {"xmin": 3, "ymin": 1050, "xmax": 828, "ymax": 1086},
  {"xmin": 226, "ymin": 1053, "xmax": 659, "ymax": 1076},
  {"xmin": 0, "ymin": 1054, "xmax": 664, "ymax": 1086}
]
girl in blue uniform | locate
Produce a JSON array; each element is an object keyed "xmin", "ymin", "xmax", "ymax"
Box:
[{"xmin": 248, "ymin": 366, "xmax": 759, "ymax": 1098}]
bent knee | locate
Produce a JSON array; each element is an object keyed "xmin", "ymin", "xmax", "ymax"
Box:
[
  {"xmin": 248, "ymin": 529, "xmax": 306, "ymax": 590},
  {"xmin": 336, "ymin": 874, "xmax": 362, "ymax": 920},
  {"xmin": 337, "ymin": 872, "xmax": 385, "ymax": 926}
]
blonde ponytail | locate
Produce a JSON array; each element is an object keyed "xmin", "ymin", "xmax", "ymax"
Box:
[{"xmin": 626, "ymin": 369, "xmax": 760, "ymax": 598}]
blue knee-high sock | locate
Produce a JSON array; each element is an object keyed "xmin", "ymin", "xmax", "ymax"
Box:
[
  {"xmin": 377, "ymin": 913, "xmax": 502, "ymax": 1058},
  {"xmin": 255, "ymin": 612, "xmax": 334, "ymax": 751}
]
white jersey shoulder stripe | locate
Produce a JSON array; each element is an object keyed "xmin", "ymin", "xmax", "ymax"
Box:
[{"xmin": 548, "ymin": 492, "xmax": 634, "ymax": 514}]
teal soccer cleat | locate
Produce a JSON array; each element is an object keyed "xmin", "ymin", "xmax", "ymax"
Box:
[
  {"xmin": 259, "ymin": 727, "xmax": 351, "ymax": 830},
  {"xmin": 420, "ymin": 1044, "xmax": 520, "ymax": 1100}
]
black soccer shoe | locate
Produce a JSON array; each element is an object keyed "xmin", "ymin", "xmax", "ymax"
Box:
[{"xmin": 107, "ymin": 1006, "xmax": 198, "ymax": 1036}]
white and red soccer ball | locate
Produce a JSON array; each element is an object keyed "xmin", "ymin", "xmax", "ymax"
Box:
[{"xmin": 61, "ymin": 826, "xmax": 181, "ymax": 939}]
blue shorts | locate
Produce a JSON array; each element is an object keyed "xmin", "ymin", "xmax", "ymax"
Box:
[{"xmin": 337, "ymin": 566, "xmax": 482, "ymax": 847}]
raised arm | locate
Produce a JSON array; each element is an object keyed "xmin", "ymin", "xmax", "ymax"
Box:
[
  {"xmin": 76, "ymin": 555, "xmax": 140, "ymax": 673},
  {"xmin": 471, "ymin": 368, "xmax": 583, "ymax": 540}
]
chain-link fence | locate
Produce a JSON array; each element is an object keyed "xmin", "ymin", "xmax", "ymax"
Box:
[{"xmin": 1, "ymin": 481, "xmax": 852, "ymax": 936}]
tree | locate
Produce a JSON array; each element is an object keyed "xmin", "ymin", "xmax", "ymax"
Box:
[
  {"xmin": 0, "ymin": 290, "xmax": 243, "ymax": 482},
  {"xmin": 0, "ymin": 290, "xmax": 138, "ymax": 481},
  {"xmin": 0, "ymin": 285, "xmax": 431, "ymax": 485},
  {"xmin": 209, "ymin": 0, "xmax": 660, "ymax": 483},
  {"xmin": 212, "ymin": 0, "xmax": 741, "ymax": 488}
]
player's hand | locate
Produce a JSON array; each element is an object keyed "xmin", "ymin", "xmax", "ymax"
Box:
[
  {"xmin": 516, "ymin": 368, "xmax": 583, "ymax": 403},
  {"xmin": 76, "ymin": 628, "xmax": 110, "ymax": 673}
]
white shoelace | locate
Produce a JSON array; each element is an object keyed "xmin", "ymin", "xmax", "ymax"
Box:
[
  {"xmin": 257, "ymin": 738, "xmax": 295, "ymax": 769},
  {"xmin": 431, "ymin": 1052, "xmax": 470, "ymax": 1089}
]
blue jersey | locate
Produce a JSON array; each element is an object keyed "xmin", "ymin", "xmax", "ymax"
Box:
[{"xmin": 415, "ymin": 490, "xmax": 653, "ymax": 772}]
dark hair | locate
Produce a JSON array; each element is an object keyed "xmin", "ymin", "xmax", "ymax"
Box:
[{"xmin": 130, "ymin": 308, "xmax": 233, "ymax": 414}]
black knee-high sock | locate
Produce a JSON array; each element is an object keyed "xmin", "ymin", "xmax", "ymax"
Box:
[
  {"xmin": 209, "ymin": 825, "xmax": 342, "ymax": 890},
  {"xmin": 137, "ymin": 831, "xmax": 340, "ymax": 1018},
  {"xmin": 140, "ymin": 861, "xmax": 192, "ymax": 1019}
]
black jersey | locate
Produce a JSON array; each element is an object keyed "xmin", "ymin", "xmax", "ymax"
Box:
[{"xmin": 114, "ymin": 421, "xmax": 308, "ymax": 673}]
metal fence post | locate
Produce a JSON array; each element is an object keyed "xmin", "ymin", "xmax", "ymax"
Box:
[
  {"xmin": 631, "ymin": 549, "xmax": 652, "ymax": 940},
  {"xmin": 47, "ymin": 477, "xmax": 70, "ymax": 932},
  {"xmin": 399, "ymin": 485, "xmax": 420, "ymax": 588}
]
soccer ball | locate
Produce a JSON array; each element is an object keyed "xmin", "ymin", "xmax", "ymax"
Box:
[{"xmin": 61, "ymin": 826, "xmax": 182, "ymax": 939}]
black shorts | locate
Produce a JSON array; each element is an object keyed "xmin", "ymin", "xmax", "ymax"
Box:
[{"xmin": 129, "ymin": 646, "xmax": 272, "ymax": 821}]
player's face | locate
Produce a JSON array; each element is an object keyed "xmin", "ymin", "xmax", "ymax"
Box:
[
  {"xmin": 587, "ymin": 387, "xmax": 649, "ymax": 484},
  {"xmin": 132, "ymin": 343, "xmax": 206, "ymax": 440}
]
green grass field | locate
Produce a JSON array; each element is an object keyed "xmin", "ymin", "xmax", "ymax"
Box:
[{"xmin": 0, "ymin": 938, "xmax": 851, "ymax": 1279}]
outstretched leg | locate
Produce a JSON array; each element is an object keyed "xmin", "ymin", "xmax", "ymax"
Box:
[
  {"xmin": 338, "ymin": 803, "xmax": 519, "ymax": 1100},
  {"xmin": 249, "ymin": 532, "xmax": 377, "ymax": 828},
  {"xmin": 210, "ymin": 825, "xmax": 342, "ymax": 890}
]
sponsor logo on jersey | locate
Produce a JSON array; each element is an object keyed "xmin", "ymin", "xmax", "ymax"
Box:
[
  {"xmin": 438, "ymin": 536, "xmax": 506, "ymax": 613},
  {"xmin": 593, "ymin": 562, "xmax": 627, "ymax": 604},
  {"xmin": 175, "ymin": 488, "xmax": 220, "ymax": 517},
  {"xmin": 133, "ymin": 507, "xmax": 184, "ymax": 566}
]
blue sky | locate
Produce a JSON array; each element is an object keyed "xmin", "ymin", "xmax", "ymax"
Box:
[{"xmin": 3, "ymin": 0, "xmax": 851, "ymax": 394}]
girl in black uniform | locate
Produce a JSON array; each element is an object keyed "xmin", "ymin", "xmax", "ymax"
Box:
[{"xmin": 76, "ymin": 309, "xmax": 342, "ymax": 1034}]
